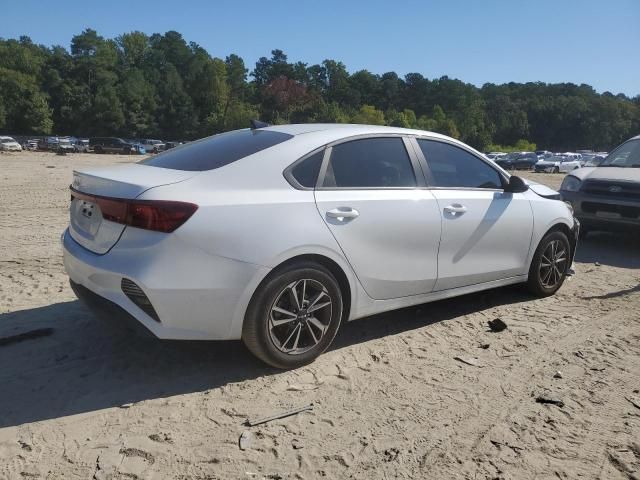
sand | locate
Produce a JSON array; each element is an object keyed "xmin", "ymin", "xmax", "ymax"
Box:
[{"xmin": 0, "ymin": 151, "xmax": 639, "ymax": 479}]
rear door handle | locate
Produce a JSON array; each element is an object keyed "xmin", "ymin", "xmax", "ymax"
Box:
[
  {"xmin": 326, "ymin": 207, "xmax": 359, "ymax": 220},
  {"xmin": 443, "ymin": 204, "xmax": 467, "ymax": 215}
]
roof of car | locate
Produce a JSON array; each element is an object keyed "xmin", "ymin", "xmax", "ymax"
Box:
[{"xmin": 266, "ymin": 123, "xmax": 448, "ymax": 139}]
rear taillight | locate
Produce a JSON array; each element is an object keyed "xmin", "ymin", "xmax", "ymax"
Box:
[{"xmin": 71, "ymin": 188, "xmax": 197, "ymax": 233}]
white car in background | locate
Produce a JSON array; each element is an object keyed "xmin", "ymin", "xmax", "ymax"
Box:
[
  {"xmin": 0, "ymin": 136, "xmax": 23, "ymax": 151},
  {"xmin": 62, "ymin": 123, "xmax": 578, "ymax": 368},
  {"xmin": 534, "ymin": 154, "xmax": 582, "ymax": 173}
]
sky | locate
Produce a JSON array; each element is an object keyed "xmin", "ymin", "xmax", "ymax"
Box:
[{"xmin": 3, "ymin": 0, "xmax": 639, "ymax": 96}]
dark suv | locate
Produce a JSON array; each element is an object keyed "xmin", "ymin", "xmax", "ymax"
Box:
[
  {"xmin": 495, "ymin": 152, "xmax": 538, "ymax": 170},
  {"xmin": 560, "ymin": 135, "xmax": 640, "ymax": 236},
  {"xmin": 90, "ymin": 137, "xmax": 136, "ymax": 154}
]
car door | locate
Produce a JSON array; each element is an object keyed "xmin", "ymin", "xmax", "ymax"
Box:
[
  {"xmin": 414, "ymin": 139, "xmax": 534, "ymax": 291},
  {"xmin": 314, "ymin": 136, "xmax": 442, "ymax": 300}
]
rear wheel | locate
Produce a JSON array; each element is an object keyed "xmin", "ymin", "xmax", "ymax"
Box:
[
  {"xmin": 527, "ymin": 231, "xmax": 570, "ymax": 297},
  {"xmin": 242, "ymin": 262, "xmax": 343, "ymax": 369},
  {"xmin": 553, "ymin": 167, "xmax": 559, "ymax": 173}
]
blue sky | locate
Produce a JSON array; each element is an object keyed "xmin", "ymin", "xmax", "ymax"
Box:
[{"xmin": 4, "ymin": 0, "xmax": 639, "ymax": 96}]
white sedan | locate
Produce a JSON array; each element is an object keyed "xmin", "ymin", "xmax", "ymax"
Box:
[
  {"xmin": 534, "ymin": 155, "xmax": 582, "ymax": 173},
  {"xmin": 0, "ymin": 136, "xmax": 23, "ymax": 151},
  {"xmin": 63, "ymin": 123, "xmax": 578, "ymax": 368}
]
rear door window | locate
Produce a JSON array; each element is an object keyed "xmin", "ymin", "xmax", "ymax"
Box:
[
  {"xmin": 141, "ymin": 129, "xmax": 293, "ymax": 171},
  {"xmin": 323, "ymin": 137, "xmax": 416, "ymax": 188}
]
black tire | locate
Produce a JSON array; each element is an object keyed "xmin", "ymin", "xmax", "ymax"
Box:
[
  {"xmin": 242, "ymin": 261, "xmax": 343, "ymax": 369},
  {"xmin": 527, "ymin": 231, "xmax": 571, "ymax": 297},
  {"xmin": 553, "ymin": 167, "xmax": 559, "ymax": 173},
  {"xmin": 94, "ymin": 146, "xmax": 103, "ymax": 154}
]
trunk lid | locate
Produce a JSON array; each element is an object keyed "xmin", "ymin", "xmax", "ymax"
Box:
[{"xmin": 69, "ymin": 164, "xmax": 197, "ymax": 254}]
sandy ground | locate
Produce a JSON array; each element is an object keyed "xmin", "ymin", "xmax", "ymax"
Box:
[{"xmin": 1, "ymin": 151, "xmax": 639, "ymax": 480}]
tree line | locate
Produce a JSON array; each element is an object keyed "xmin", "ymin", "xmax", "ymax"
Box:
[{"xmin": 1, "ymin": 29, "xmax": 638, "ymax": 151}]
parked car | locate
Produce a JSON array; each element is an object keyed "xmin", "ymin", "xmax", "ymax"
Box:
[
  {"xmin": 583, "ymin": 154, "xmax": 607, "ymax": 167},
  {"xmin": 63, "ymin": 123, "xmax": 578, "ymax": 368},
  {"xmin": 534, "ymin": 154, "xmax": 582, "ymax": 173},
  {"xmin": 24, "ymin": 139, "xmax": 40, "ymax": 151},
  {"xmin": 139, "ymin": 139, "xmax": 165, "ymax": 153},
  {"xmin": 165, "ymin": 141, "xmax": 184, "ymax": 150},
  {"xmin": 38, "ymin": 137, "xmax": 61, "ymax": 151},
  {"xmin": 56, "ymin": 137, "xmax": 77, "ymax": 154},
  {"xmin": 73, "ymin": 138, "xmax": 90, "ymax": 153},
  {"xmin": 89, "ymin": 137, "xmax": 141, "ymax": 154},
  {"xmin": 561, "ymin": 135, "xmax": 640, "ymax": 237},
  {"xmin": 535, "ymin": 150, "xmax": 553, "ymax": 160},
  {"xmin": 485, "ymin": 151, "xmax": 506, "ymax": 160},
  {"xmin": 494, "ymin": 151, "xmax": 538, "ymax": 170},
  {"xmin": 0, "ymin": 136, "xmax": 23, "ymax": 151}
]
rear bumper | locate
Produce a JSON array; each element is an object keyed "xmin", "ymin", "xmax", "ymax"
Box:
[{"xmin": 62, "ymin": 228, "xmax": 269, "ymax": 340}]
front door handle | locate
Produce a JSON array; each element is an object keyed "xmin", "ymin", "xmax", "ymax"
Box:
[
  {"xmin": 443, "ymin": 204, "xmax": 467, "ymax": 215},
  {"xmin": 326, "ymin": 207, "xmax": 359, "ymax": 221}
]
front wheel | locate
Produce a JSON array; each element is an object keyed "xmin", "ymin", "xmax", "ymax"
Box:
[
  {"xmin": 553, "ymin": 167, "xmax": 559, "ymax": 173},
  {"xmin": 242, "ymin": 262, "xmax": 343, "ymax": 369},
  {"xmin": 527, "ymin": 231, "xmax": 571, "ymax": 297}
]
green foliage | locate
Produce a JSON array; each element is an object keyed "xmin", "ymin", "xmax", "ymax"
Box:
[
  {"xmin": 485, "ymin": 139, "xmax": 537, "ymax": 153},
  {"xmin": 0, "ymin": 32, "xmax": 638, "ymax": 149},
  {"xmin": 351, "ymin": 105, "xmax": 385, "ymax": 125}
]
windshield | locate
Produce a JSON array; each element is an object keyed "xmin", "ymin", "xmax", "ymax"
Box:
[
  {"xmin": 601, "ymin": 139, "xmax": 640, "ymax": 167},
  {"xmin": 1, "ymin": 138, "xmax": 15, "ymax": 144}
]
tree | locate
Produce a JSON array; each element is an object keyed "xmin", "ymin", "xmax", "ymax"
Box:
[{"xmin": 351, "ymin": 105, "xmax": 385, "ymax": 125}]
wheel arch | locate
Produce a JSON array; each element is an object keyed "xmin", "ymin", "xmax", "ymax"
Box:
[
  {"xmin": 256, "ymin": 253, "xmax": 352, "ymax": 326},
  {"xmin": 228, "ymin": 250, "xmax": 358, "ymax": 340}
]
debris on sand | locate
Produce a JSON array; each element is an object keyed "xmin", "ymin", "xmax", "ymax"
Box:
[
  {"xmin": 553, "ymin": 371, "xmax": 563, "ymax": 379},
  {"xmin": 239, "ymin": 430, "xmax": 252, "ymax": 450},
  {"xmin": 0, "ymin": 328, "xmax": 54, "ymax": 347},
  {"xmin": 625, "ymin": 397, "xmax": 640, "ymax": 410},
  {"xmin": 245, "ymin": 404, "xmax": 314, "ymax": 427},
  {"xmin": 535, "ymin": 396, "xmax": 565, "ymax": 408},
  {"xmin": 454, "ymin": 356, "xmax": 480, "ymax": 367},
  {"xmin": 488, "ymin": 318, "xmax": 508, "ymax": 333}
]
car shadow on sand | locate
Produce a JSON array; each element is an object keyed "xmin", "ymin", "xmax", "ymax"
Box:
[
  {"xmin": 575, "ymin": 231, "xmax": 640, "ymax": 268},
  {"xmin": 0, "ymin": 284, "xmax": 532, "ymax": 428}
]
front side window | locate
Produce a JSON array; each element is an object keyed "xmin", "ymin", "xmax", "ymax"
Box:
[
  {"xmin": 323, "ymin": 137, "xmax": 416, "ymax": 188},
  {"xmin": 142, "ymin": 129, "xmax": 293, "ymax": 171},
  {"xmin": 418, "ymin": 140, "xmax": 503, "ymax": 189}
]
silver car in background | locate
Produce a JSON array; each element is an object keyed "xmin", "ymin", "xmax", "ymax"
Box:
[{"xmin": 63, "ymin": 123, "xmax": 578, "ymax": 368}]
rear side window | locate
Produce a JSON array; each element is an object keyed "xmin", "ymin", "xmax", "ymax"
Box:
[
  {"xmin": 141, "ymin": 129, "xmax": 293, "ymax": 171},
  {"xmin": 418, "ymin": 140, "xmax": 503, "ymax": 189},
  {"xmin": 323, "ymin": 137, "xmax": 416, "ymax": 188},
  {"xmin": 290, "ymin": 150, "xmax": 324, "ymax": 188}
]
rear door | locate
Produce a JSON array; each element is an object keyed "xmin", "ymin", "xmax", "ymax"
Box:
[
  {"xmin": 414, "ymin": 139, "xmax": 533, "ymax": 291},
  {"xmin": 314, "ymin": 136, "xmax": 442, "ymax": 300}
]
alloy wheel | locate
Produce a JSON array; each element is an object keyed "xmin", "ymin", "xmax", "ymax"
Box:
[
  {"xmin": 268, "ymin": 279, "xmax": 333, "ymax": 355},
  {"xmin": 539, "ymin": 240, "xmax": 567, "ymax": 288}
]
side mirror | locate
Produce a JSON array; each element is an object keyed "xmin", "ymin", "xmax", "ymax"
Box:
[{"xmin": 504, "ymin": 175, "xmax": 529, "ymax": 193}]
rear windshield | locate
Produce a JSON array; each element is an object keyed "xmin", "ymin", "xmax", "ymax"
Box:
[{"xmin": 140, "ymin": 129, "xmax": 293, "ymax": 171}]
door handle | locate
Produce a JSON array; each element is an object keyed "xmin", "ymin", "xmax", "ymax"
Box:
[
  {"xmin": 443, "ymin": 204, "xmax": 467, "ymax": 215},
  {"xmin": 326, "ymin": 207, "xmax": 359, "ymax": 221}
]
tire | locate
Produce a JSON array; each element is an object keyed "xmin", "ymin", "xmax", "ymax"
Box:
[
  {"xmin": 527, "ymin": 231, "xmax": 571, "ymax": 297},
  {"xmin": 553, "ymin": 167, "xmax": 559, "ymax": 173},
  {"xmin": 242, "ymin": 261, "xmax": 343, "ymax": 369},
  {"xmin": 94, "ymin": 146, "xmax": 103, "ymax": 154}
]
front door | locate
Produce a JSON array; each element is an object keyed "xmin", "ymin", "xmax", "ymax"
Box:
[{"xmin": 415, "ymin": 139, "xmax": 534, "ymax": 291}]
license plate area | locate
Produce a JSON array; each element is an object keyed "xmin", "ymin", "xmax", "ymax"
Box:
[{"xmin": 71, "ymin": 197, "xmax": 103, "ymax": 237}]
